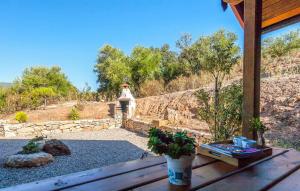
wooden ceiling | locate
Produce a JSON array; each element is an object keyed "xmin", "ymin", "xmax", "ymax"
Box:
[{"xmin": 226, "ymin": 0, "xmax": 300, "ymax": 32}]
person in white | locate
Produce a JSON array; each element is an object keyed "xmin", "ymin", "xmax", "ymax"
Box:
[{"xmin": 118, "ymin": 84, "xmax": 136, "ymax": 118}]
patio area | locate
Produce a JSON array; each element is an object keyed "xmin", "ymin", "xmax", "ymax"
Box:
[
  {"xmin": 1, "ymin": 0, "xmax": 300, "ymax": 190},
  {"xmin": 3, "ymin": 147, "xmax": 300, "ymax": 191}
]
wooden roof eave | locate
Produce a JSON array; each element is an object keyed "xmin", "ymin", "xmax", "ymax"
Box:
[{"xmin": 227, "ymin": 0, "xmax": 300, "ymax": 34}]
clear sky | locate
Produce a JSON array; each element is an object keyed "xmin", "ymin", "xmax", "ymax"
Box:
[{"xmin": 0, "ymin": 0, "xmax": 299, "ymax": 90}]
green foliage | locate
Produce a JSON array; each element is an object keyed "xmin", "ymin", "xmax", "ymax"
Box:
[
  {"xmin": 197, "ymin": 83, "xmax": 243, "ymax": 141},
  {"xmin": 194, "ymin": 30, "xmax": 240, "ymax": 77},
  {"xmin": 147, "ymin": 127, "xmax": 195, "ymax": 159},
  {"xmin": 16, "ymin": 66, "xmax": 75, "ymax": 97},
  {"xmin": 69, "ymin": 107, "xmax": 80, "ymax": 120},
  {"xmin": 94, "ymin": 45, "xmax": 131, "ymax": 99},
  {"xmin": 30, "ymin": 87, "xmax": 57, "ymax": 107},
  {"xmin": 129, "ymin": 46, "xmax": 162, "ymax": 93},
  {"xmin": 0, "ymin": 66, "xmax": 77, "ymax": 114},
  {"xmin": 15, "ymin": 111, "xmax": 28, "ymax": 123},
  {"xmin": 159, "ymin": 44, "xmax": 185, "ymax": 84},
  {"xmin": 21, "ymin": 140, "xmax": 40, "ymax": 154},
  {"xmin": 94, "ymin": 30, "xmax": 241, "ymax": 98},
  {"xmin": 31, "ymin": 136, "xmax": 45, "ymax": 142},
  {"xmin": 263, "ymin": 29, "xmax": 300, "ymax": 59},
  {"xmin": 250, "ymin": 118, "xmax": 267, "ymax": 133}
]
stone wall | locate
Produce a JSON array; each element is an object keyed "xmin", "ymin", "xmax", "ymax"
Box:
[
  {"xmin": 0, "ymin": 118, "xmax": 121, "ymax": 138},
  {"xmin": 123, "ymin": 118, "xmax": 210, "ymax": 144}
]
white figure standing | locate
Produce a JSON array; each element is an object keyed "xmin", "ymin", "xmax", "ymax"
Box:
[{"xmin": 118, "ymin": 83, "xmax": 136, "ymax": 118}]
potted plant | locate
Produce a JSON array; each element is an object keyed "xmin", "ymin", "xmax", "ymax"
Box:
[
  {"xmin": 147, "ymin": 127, "xmax": 196, "ymax": 186},
  {"xmin": 250, "ymin": 118, "xmax": 268, "ymax": 147}
]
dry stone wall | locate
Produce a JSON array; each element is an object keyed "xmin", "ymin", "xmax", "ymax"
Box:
[
  {"xmin": 123, "ymin": 118, "xmax": 210, "ymax": 144},
  {"xmin": 0, "ymin": 118, "xmax": 121, "ymax": 138}
]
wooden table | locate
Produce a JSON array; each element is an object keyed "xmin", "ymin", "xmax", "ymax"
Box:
[{"xmin": 3, "ymin": 148, "xmax": 300, "ymax": 191}]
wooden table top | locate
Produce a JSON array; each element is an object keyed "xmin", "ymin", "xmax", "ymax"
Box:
[{"xmin": 2, "ymin": 148, "xmax": 300, "ymax": 191}]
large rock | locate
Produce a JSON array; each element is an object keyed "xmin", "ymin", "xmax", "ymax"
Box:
[
  {"xmin": 43, "ymin": 139, "xmax": 71, "ymax": 156},
  {"xmin": 5, "ymin": 152, "xmax": 54, "ymax": 168}
]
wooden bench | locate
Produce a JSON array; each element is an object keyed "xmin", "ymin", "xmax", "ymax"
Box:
[{"xmin": 2, "ymin": 148, "xmax": 300, "ymax": 191}]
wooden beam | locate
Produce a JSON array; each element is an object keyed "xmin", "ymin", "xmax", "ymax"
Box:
[
  {"xmin": 230, "ymin": 3, "xmax": 244, "ymax": 28},
  {"xmin": 242, "ymin": 0, "xmax": 262, "ymax": 139},
  {"xmin": 262, "ymin": 14, "xmax": 300, "ymax": 34}
]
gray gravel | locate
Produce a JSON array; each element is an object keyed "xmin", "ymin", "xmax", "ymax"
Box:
[{"xmin": 0, "ymin": 128, "xmax": 151, "ymax": 189}]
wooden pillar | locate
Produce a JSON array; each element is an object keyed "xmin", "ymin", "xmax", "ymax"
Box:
[{"xmin": 242, "ymin": 0, "xmax": 262, "ymax": 139}]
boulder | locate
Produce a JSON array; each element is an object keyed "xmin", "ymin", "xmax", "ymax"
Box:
[
  {"xmin": 43, "ymin": 139, "xmax": 71, "ymax": 156},
  {"xmin": 5, "ymin": 152, "xmax": 54, "ymax": 168}
]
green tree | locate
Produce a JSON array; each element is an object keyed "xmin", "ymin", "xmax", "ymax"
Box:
[
  {"xmin": 30, "ymin": 87, "xmax": 57, "ymax": 108},
  {"xmin": 195, "ymin": 29, "xmax": 240, "ymax": 141},
  {"xmin": 263, "ymin": 29, "xmax": 300, "ymax": 59},
  {"xmin": 129, "ymin": 46, "xmax": 162, "ymax": 94},
  {"xmin": 159, "ymin": 44, "xmax": 183, "ymax": 85},
  {"xmin": 15, "ymin": 66, "xmax": 75, "ymax": 97},
  {"xmin": 176, "ymin": 33, "xmax": 200, "ymax": 76},
  {"xmin": 94, "ymin": 45, "xmax": 131, "ymax": 99}
]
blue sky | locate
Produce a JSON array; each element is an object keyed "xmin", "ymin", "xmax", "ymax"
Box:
[{"xmin": 0, "ymin": 0, "xmax": 299, "ymax": 90}]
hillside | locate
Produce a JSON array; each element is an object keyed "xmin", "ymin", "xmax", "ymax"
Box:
[{"xmin": 135, "ymin": 75, "xmax": 300, "ymax": 148}]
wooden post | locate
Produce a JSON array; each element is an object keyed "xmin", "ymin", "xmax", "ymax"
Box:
[{"xmin": 242, "ymin": 0, "xmax": 262, "ymax": 139}]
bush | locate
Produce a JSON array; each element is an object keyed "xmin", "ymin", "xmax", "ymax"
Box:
[
  {"xmin": 69, "ymin": 108, "xmax": 80, "ymax": 120},
  {"xmin": 21, "ymin": 141, "xmax": 40, "ymax": 154},
  {"xmin": 197, "ymin": 83, "xmax": 243, "ymax": 141},
  {"xmin": 139, "ymin": 80, "xmax": 165, "ymax": 97},
  {"xmin": 147, "ymin": 127, "xmax": 195, "ymax": 159},
  {"xmin": 15, "ymin": 111, "xmax": 28, "ymax": 123},
  {"xmin": 165, "ymin": 74, "xmax": 212, "ymax": 93}
]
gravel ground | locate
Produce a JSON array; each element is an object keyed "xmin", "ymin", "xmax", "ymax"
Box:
[{"xmin": 0, "ymin": 128, "xmax": 151, "ymax": 189}]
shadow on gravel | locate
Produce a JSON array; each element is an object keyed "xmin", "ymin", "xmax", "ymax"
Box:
[{"xmin": 0, "ymin": 139, "xmax": 152, "ymax": 188}]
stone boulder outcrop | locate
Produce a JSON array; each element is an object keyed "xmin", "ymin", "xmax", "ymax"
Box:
[
  {"xmin": 4, "ymin": 152, "xmax": 54, "ymax": 168},
  {"xmin": 43, "ymin": 139, "xmax": 71, "ymax": 156}
]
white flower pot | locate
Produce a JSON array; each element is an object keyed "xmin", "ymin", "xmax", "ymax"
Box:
[{"xmin": 165, "ymin": 155, "xmax": 195, "ymax": 185}]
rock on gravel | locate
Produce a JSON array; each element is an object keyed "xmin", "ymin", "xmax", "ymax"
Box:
[
  {"xmin": 43, "ymin": 139, "xmax": 71, "ymax": 156},
  {"xmin": 4, "ymin": 152, "xmax": 54, "ymax": 168},
  {"xmin": 0, "ymin": 128, "xmax": 150, "ymax": 189}
]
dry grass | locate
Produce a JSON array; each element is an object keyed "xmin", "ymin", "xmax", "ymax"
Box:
[{"xmin": 2, "ymin": 101, "xmax": 112, "ymax": 123}]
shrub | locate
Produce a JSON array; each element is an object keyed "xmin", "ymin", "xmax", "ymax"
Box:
[
  {"xmin": 250, "ymin": 118, "xmax": 267, "ymax": 133},
  {"xmin": 147, "ymin": 127, "xmax": 195, "ymax": 159},
  {"xmin": 75, "ymin": 101, "xmax": 85, "ymax": 111},
  {"xmin": 139, "ymin": 80, "xmax": 165, "ymax": 97},
  {"xmin": 165, "ymin": 74, "xmax": 211, "ymax": 93},
  {"xmin": 21, "ymin": 141, "xmax": 40, "ymax": 154},
  {"xmin": 15, "ymin": 111, "xmax": 28, "ymax": 123},
  {"xmin": 197, "ymin": 83, "xmax": 243, "ymax": 141},
  {"xmin": 69, "ymin": 108, "xmax": 80, "ymax": 120}
]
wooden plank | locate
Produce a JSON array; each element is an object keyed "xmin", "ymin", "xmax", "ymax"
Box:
[
  {"xmin": 199, "ymin": 149, "xmax": 300, "ymax": 191},
  {"xmin": 133, "ymin": 161, "xmax": 236, "ymax": 191},
  {"xmin": 262, "ymin": 0, "xmax": 300, "ymax": 20},
  {"xmin": 133, "ymin": 148, "xmax": 286, "ymax": 191},
  {"xmin": 262, "ymin": 7, "xmax": 300, "ymax": 28},
  {"xmin": 242, "ymin": 0, "xmax": 262, "ymax": 139},
  {"xmin": 263, "ymin": 0, "xmax": 282, "ymax": 9},
  {"xmin": 1, "ymin": 156, "xmax": 166, "ymax": 191},
  {"xmin": 269, "ymin": 169, "xmax": 300, "ymax": 191},
  {"xmin": 62, "ymin": 155, "xmax": 217, "ymax": 191}
]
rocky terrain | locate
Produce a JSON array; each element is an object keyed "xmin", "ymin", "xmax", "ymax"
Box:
[{"xmin": 135, "ymin": 75, "xmax": 300, "ymax": 149}]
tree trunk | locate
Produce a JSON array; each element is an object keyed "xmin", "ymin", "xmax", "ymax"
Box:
[{"xmin": 214, "ymin": 77, "xmax": 219, "ymax": 141}]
